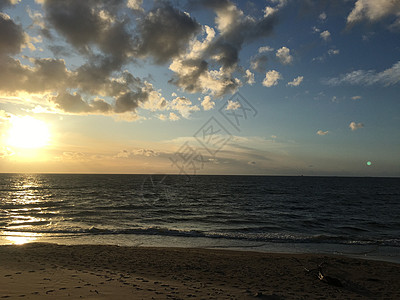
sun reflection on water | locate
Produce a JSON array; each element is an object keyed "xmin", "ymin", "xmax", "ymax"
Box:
[
  {"xmin": 1, "ymin": 231, "xmax": 40, "ymax": 245},
  {"xmin": 1, "ymin": 174, "xmax": 48, "ymax": 245}
]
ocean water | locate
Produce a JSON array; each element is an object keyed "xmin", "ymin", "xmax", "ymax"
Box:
[{"xmin": 1, "ymin": 174, "xmax": 399, "ymax": 262}]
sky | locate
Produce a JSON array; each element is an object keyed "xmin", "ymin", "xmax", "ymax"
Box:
[{"xmin": 0, "ymin": 0, "xmax": 399, "ymax": 176}]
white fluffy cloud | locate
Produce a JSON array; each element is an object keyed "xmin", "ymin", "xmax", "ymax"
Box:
[
  {"xmin": 169, "ymin": 96, "xmax": 199, "ymax": 119},
  {"xmin": 258, "ymin": 45, "xmax": 274, "ymax": 53},
  {"xmin": 127, "ymin": 0, "xmax": 143, "ymax": 11},
  {"xmin": 157, "ymin": 112, "xmax": 180, "ymax": 121},
  {"xmin": 347, "ymin": 0, "xmax": 400, "ymax": 29},
  {"xmin": 263, "ymin": 70, "xmax": 282, "ymax": 87},
  {"xmin": 244, "ymin": 69, "xmax": 255, "ymax": 85},
  {"xmin": 287, "ymin": 76, "xmax": 303, "ymax": 87},
  {"xmin": 201, "ymin": 95, "xmax": 215, "ymax": 111},
  {"xmin": 328, "ymin": 49, "xmax": 340, "ymax": 56},
  {"xmin": 349, "ymin": 122, "xmax": 364, "ymax": 131},
  {"xmin": 225, "ymin": 100, "xmax": 241, "ymax": 110},
  {"xmin": 276, "ymin": 46, "xmax": 293, "ymax": 65},
  {"xmin": 320, "ymin": 30, "xmax": 331, "ymax": 41},
  {"xmin": 317, "ymin": 130, "xmax": 329, "ymax": 136},
  {"xmin": 169, "ymin": 112, "xmax": 180, "ymax": 121}
]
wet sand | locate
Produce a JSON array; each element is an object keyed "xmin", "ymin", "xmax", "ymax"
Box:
[{"xmin": 0, "ymin": 243, "xmax": 399, "ymax": 299}]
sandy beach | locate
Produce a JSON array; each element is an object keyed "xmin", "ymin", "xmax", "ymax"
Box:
[{"xmin": 0, "ymin": 243, "xmax": 399, "ymax": 299}]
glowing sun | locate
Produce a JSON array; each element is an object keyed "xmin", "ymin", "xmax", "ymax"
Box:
[{"xmin": 7, "ymin": 116, "xmax": 50, "ymax": 149}]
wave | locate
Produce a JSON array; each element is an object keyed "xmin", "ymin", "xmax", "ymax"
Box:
[{"xmin": 2, "ymin": 226, "xmax": 400, "ymax": 247}]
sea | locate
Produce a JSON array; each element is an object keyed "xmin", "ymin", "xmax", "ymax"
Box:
[{"xmin": 1, "ymin": 173, "xmax": 399, "ymax": 263}]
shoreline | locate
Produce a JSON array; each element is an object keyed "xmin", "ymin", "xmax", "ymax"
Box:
[
  {"xmin": 2, "ymin": 232, "xmax": 399, "ymax": 264},
  {"xmin": 1, "ymin": 243, "xmax": 399, "ymax": 299}
]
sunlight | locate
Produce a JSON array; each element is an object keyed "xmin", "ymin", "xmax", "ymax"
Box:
[
  {"xmin": 6, "ymin": 116, "xmax": 50, "ymax": 149},
  {"xmin": 2, "ymin": 232, "xmax": 40, "ymax": 245}
]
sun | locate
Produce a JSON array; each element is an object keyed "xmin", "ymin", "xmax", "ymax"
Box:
[{"xmin": 6, "ymin": 116, "xmax": 51, "ymax": 149}]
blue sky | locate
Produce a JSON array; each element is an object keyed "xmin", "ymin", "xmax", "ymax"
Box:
[{"xmin": 0, "ymin": 0, "xmax": 399, "ymax": 176}]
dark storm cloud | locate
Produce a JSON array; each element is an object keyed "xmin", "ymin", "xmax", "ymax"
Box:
[
  {"xmin": 114, "ymin": 90, "xmax": 149, "ymax": 113},
  {"xmin": 0, "ymin": 12, "xmax": 25, "ymax": 55},
  {"xmin": 169, "ymin": 59, "xmax": 209, "ymax": 93},
  {"xmin": 41, "ymin": 0, "xmax": 125, "ymax": 43},
  {"xmin": 48, "ymin": 45, "xmax": 73, "ymax": 58},
  {"xmin": 0, "ymin": 57, "xmax": 69, "ymax": 93},
  {"xmin": 0, "ymin": 54, "xmax": 154, "ymax": 114},
  {"xmin": 43, "ymin": 0, "xmax": 106, "ymax": 48},
  {"xmin": 41, "ymin": 0, "xmax": 132, "ymax": 65},
  {"xmin": 135, "ymin": 2, "xmax": 201, "ymax": 64},
  {"xmin": 51, "ymin": 92, "xmax": 112, "ymax": 114},
  {"xmin": 0, "ymin": 0, "xmax": 14, "ymax": 10}
]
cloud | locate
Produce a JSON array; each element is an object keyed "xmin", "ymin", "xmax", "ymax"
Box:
[
  {"xmin": 276, "ymin": 46, "xmax": 293, "ymax": 64},
  {"xmin": 0, "ymin": 146, "xmax": 14, "ymax": 159},
  {"xmin": 0, "ymin": 57, "xmax": 70, "ymax": 94},
  {"xmin": 313, "ymin": 49, "xmax": 340, "ymax": 62},
  {"xmin": 263, "ymin": 70, "xmax": 282, "ymax": 87},
  {"xmin": 127, "ymin": 0, "xmax": 143, "ymax": 11},
  {"xmin": 116, "ymin": 148, "xmax": 159, "ymax": 158},
  {"xmin": 250, "ymin": 54, "xmax": 268, "ymax": 72},
  {"xmin": 244, "ymin": 69, "xmax": 255, "ymax": 85},
  {"xmin": 40, "ymin": 0, "xmax": 135, "ymax": 74},
  {"xmin": 351, "ymin": 95, "xmax": 362, "ymax": 100},
  {"xmin": 169, "ymin": 112, "xmax": 180, "ymax": 121},
  {"xmin": 225, "ymin": 100, "xmax": 240, "ymax": 110},
  {"xmin": 1, "ymin": 0, "xmax": 283, "ymax": 121},
  {"xmin": 347, "ymin": 0, "xmax": 400, "ymax": 29},
  {"xmin": 319, "ymin": 12, "xmax": 327, "ymax": 21},
  {"xmin": 136, "ymin": 2, "xmax": 201, "ymax": 64},
  {"xmin": 50, "ymin": 92, "xmax": 112, "ymax": 114},
  {"xmin": 317, "ymin": 130, "xmax": 329, "ymax": 136},
  {"xmin": 168, "ymin": 0, "xmax": 277, "ymax": 97},
  {"xmin": 114, "ymin": 90, "xmax": 149, "ymax": 114},
  {"xmin": 157, "ymin": 114, "xmax": 167, "ymax": 121},
  {"xmin": 201, "ymin": 95, "xmax": 215, "ymax": 111},
  {"xmin": 26, "ymin": 6, "xmax": 46, "ymax": 30},
  {"xmin": 312, "ymin": 26, "xmax": 320, "ymax": 33},
  {"xmin": 258, "ymin": 45, "xmax": 274, "ymax": 53},
  {"xmin": 328, "ymin": 49, "xmax": 339, "ymax": 55},
  {"xmin": 0, "ymin": 0, "xmax": 18, "ymax": 10},
  {"xmin": 42, "ymin": 0, "xmax": 116, "ymax": 49},
  {"xmin": 169, "ymin": 96, "xmax": 200, "ymax": 118},
  {"xmin": 269, "ymin": 0, "xmax": 288, "ymax": 9},
  {"xmin": 168, "ymin": 24, "xmax": 240, "ymax": 97},
  {"xmin": 324, "ymin": 61, "xmax": 400, "ymax": 86},
  {"xmin": 287, "ymin": 76, "xmax": 304, "ymax": 87},
  {"xmin": 349, "ymin": 121, "xmax": 364, "ymax": 131},
  {"xmin": 320, "ymin": 30, "xmax": 331, "ymax": 41},
  {"xmin": 0, "ymin": 12, "xmax": 25, "ymax": 55}
]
